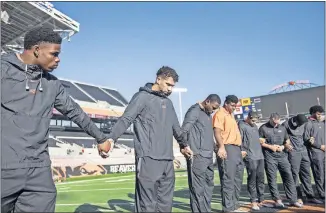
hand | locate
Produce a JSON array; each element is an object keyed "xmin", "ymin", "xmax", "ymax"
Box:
[
  {"xmin": 309, "ymin": 137, "xmax": 315, "ymax": 144},
  {"xmin": 284, "ymin": 143, "xmax": 293, "ymax": 152},
  {"xmin": 217, "ymin": 146, "xmax": 227, "ymax": 159},
  {"xmin": 259, "ymin": 138, "xmax": 266, "ymax": 145},
  {"xmin": 321, "ymin": 145, "xmax": 325, "ymax": 152},
  {"xmin": 181, "ymin": 146, "xmax": 193, "ymax": 159},
  {"xmin": 270, "ymin": 145, "xmax": 279, "ymax": 152},
  {"xmin": 276, "ymin": 145, "xmax": 284, "ymax": 152},
  {"xmin": 241, "ymin": 151, "xmax": 247, "ymax": 158},
  {"xmin": 98, "ymin": 139, "xmax": 114, "ymax": 158}
]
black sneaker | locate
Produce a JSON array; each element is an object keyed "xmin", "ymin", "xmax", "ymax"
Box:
[{"xmin": 307, "ymin": 198, "xmax": 324, "ymax": 204}]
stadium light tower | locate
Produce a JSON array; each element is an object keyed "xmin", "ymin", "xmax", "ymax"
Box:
[{"xmin": 172, "ymin": 87, "xmax": 187, "ymax": 124}]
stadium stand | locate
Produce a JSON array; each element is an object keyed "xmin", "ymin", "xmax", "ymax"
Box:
[{"xmin": 1, "ymin": 2, "xmax": 79, "ymax": 54}]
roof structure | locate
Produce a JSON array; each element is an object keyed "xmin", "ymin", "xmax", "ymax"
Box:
[
  {"xmin": 59, "ymin": 78, "xmax": 129, "ymax": 107},
  {"xmin": 269, "ymin": 80, "xmax": 318, "ymax": 94},
  {"xmin": 1, "ymin": 1, "xmax": 79, "ymax": 54}
]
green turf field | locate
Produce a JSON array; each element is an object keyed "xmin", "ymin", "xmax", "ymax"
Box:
[{"xmin": 55, "ymin": 169, "xmax": 290, "ymax": 212}]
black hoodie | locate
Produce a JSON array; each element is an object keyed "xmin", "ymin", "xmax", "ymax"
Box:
[
  {"xmin": 238, "ymin": 120, "xmax": 264, "ymax": 160},
  {"xmin": 109, "ymin": 83, "xmax": 186, "ymax": 160},
  {"xmin": 1, "ymin": 53, "xmax": 107, "ymax": 169}
]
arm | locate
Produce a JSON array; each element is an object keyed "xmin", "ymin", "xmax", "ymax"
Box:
[
  {"xmin": 171, "ymin": 104, "xmax": 188, "ymax": 149},
  {"xmin": 213, "ymin": 112, "xmax": 226, "ymax": 153},
  {"xmin": 180, "ymin": 106, "xmax": 199, "ymax": 142},
  {"xmin": 109, "ymin": 92, "xmax": 146, "ymax": 142},
  {"xmin": 280, "ymin": 129, "xmax": 290, "ymax": 151},
  {"xmin": 239, "ymin": 125, "xmax": 248, "ymax": 152},
  {"xmin": 1, "ymin": 62, "xmax": 9, "ymax": 80},
  {"xmin": 54, "ymin": 82, "xmax": 107, "ymax": 144},
  {"xmin": 259, "ymin": 126, "xmax": 277, "ymax": 152},
  {"xmin": 304, "ymin": 121, "xmax": 321, "ymax": 149}
]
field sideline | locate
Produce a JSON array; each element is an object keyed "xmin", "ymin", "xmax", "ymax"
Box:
[{"xmin": 54, "ymin": 169, "xmax": 324, "ymax": 212}]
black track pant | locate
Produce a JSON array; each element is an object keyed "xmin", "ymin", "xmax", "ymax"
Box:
[
  {"xmin": 135, "ymin": 157, "xmax": 175, "ymax": 212},
  {"xmin": 217, "ymin": 145, "xmax": 244, "ymax": 212},
  {"xmin": 244, "ymin": 159, "xmax": 265, "ymax": 203},
  {"xmin": 288, "ymin": 150, "xmax": 315, "ymax": 199},
  {"xmin": 187, "ymin": 155, "xmax": 214, "ymax": 213},
  {"xmin": 309, "ymin": 150, "xmax": 325, "ymax": 199},
  {"xmin": 265, "ymin": 155, "xmax": 297, "ymax": 203},
  {"xmin": 1, "ymin": 166, "xmax": 57, "ymax": 213}
]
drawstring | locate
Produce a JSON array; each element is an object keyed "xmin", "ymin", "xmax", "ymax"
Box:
[
  {"xmin": 25, "ymin": 64, "xmax": 29, "ymax": 91},
  {"xmin": 39, "ymin": 72, "xmax": 43, "ymax": 92},
  {"xmin": 24, "ymin": 64, "xmax": 43, "ymax": 92}
]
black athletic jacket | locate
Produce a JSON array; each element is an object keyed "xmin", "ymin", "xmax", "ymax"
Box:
[
  {"xmin": 108, "ymin": 83, "xmax": 187, "ymax": 160},
  {"xmin": 238, "ymin": 120, "xmax": 264, "ymax": 160},
  {"xmin": 1, "ymin": 53, "xmax": 108, "ymax": 169},
  {"xmin": 181, "ymin": 103, "xmax": 215, "ymax": 158},
  {"xmin": 304, "ymin": 118, "xmax": 325, "ymax": 154}
]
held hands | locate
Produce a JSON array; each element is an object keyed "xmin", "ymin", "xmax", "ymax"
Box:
[
  {"xmin": 270, "ymin": 145, "xmax": 280, "ymax": 152},
  {"xmin": 217, "ymin": 146, "xmax": 227, "ymax": 160},
  {"xmin": 241, "ymin": 151, "xmax": 247, "ymax": 158},
  {"xmin": 259, "ymin": 138, "xmax": 266, "ymax": 145},
  {"xmin": 98, "ymin": 139, "xmax": 114, "ymax": 158},
  {"xmin": 284, "ymin": 143, "xmax": 293, "ymax": 152},
  {"xmin": 180, "ymin": 146, "xmax": 193, "ymax": 159},
  {"xmin": 309, "ymin": 137, "xmax": 315, "ymax": 144},
  {"xmin": 321, "ymin": 145, "xmax": 325, "ymax": 152}
]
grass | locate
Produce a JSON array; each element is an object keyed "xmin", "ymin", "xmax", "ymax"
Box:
[{"xmin": 54, "ymin": 169, "xmax": 292, "ymax": 212}]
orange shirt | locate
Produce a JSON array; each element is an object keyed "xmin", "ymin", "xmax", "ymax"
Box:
[{"xmin": 212, "ymin": 107, "xmax": 241, "ymax": 146}]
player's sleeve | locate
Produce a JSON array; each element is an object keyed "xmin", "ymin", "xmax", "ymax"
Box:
[
  {"xmin": 108, "ymin": 92, "xmax": 146, "ymax": 142},
  {"xmin": 304, "ymin": 121, "xmax": 321, "ymax": 149},
  {"xmin": 180, "ymin": 106, "xmax": 199, "ymax": 142},
  {"xmin": 239, "ymin": 124, "xmax": 248, "ymax": 152},
  {"xmin": 213, "ymin": 111, "xmax": 225, "ymax": 131},
  {"xmin": 54, "ymin": 82, "xmax": 107, "ymax": 144},
  {"xmin": 171, "ymin": 104, "xmax": 188, "ymax": 149},
  {"xmin": 258, "ymin": 126, "xmax": 265, "ymax": 138},
  {"xmin": 283, "ymin": 127, "xmax": 290, "ymax": 143}
]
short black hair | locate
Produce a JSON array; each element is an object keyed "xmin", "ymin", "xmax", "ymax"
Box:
[
  {"xmin": 309, "ymin": 105, "xmax": 325, "ymax": 115},
  {"xmin": 248, "ymin": 111, "xmax": 259, "ymax": 119},
  {"xmin": 156, "ymin": 66, "xmax": 179, "ymax": 82},
  {"xmin": 270, "ymin": 112, "xmax": 280, "ymax": 119},
  {"xmin": 225, "ymin": 95, "xmax": 238, "ymax": 104},
  {"xmin": 205, "ymin": 94, "xmax": 221, "ymax": 104},
  {"xmin": 24, "ymin": 26, "xmax": 62, "ymax": 50}
]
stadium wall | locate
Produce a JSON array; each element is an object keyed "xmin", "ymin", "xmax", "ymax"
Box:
[
  {"xmin": 258, "ymin": 85, "xmax": 325, "ymax": 118},
  {"xmin": 235, "ymin": 85, "xmax": 325, "ymax": 120}
]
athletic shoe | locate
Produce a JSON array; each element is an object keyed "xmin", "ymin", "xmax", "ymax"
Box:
[
  {"xmin": 307, "ymin": 198, "xmax": 324, "ymax": 204},
  {"xmin": 290, "ymin": 202, "xmax": 303, "ymax": 208},
  {"xmin": 274, "ymin": 200, "xmax": 285, "ymax": 208}
]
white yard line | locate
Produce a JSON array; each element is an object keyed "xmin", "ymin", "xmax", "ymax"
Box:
[
  {"xmin": 56, "ymin": 174, "xmax": 188, "ymax": 186},
  {"xmin": 56, "ymin": 187, "xmax": 70, "ymax": 190},
  {"xmin": 56, "ymin": 201, "xmax": 251, "ymax": 206},
  {"xmin": 58, "ymin": 186, "xmax": 189, "ymax": 193},
  {"xmin": 55, "ymin": 174, "xmax": 135, "ymax": 185}
]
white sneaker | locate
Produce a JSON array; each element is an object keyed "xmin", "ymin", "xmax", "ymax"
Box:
[{"xmin": 251, "ymin": 205, "xmax": 260, "ymax": 211}]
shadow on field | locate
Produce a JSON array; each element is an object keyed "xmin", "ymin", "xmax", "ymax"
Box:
[
  {"xmin": 74, "ymin": 203, "xmax": 111, "ymax": 212},
  {"xmin": 74, "ymin": 184, "xmax": 325, "ymax": 212}
]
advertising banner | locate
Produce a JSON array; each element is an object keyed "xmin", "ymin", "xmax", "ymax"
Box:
[
  {"xmin": 242, "ymin": 105, "xmax": 252, "ymax": 114},
  {"xmin": 234, "ymin": 101, "xmax": 243, "ymax": 115},
  {"xmin": 52, "ymin": 160, "xmax": 182, "ymax": 182},
  {"xmin": 241, "ymin": 97, "xmax": 251, "ymax": 106}
]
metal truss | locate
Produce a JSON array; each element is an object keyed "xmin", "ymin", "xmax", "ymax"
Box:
[{"xmin": 1, "ymin": 1, "xmax": 80, "ymax": 54}]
